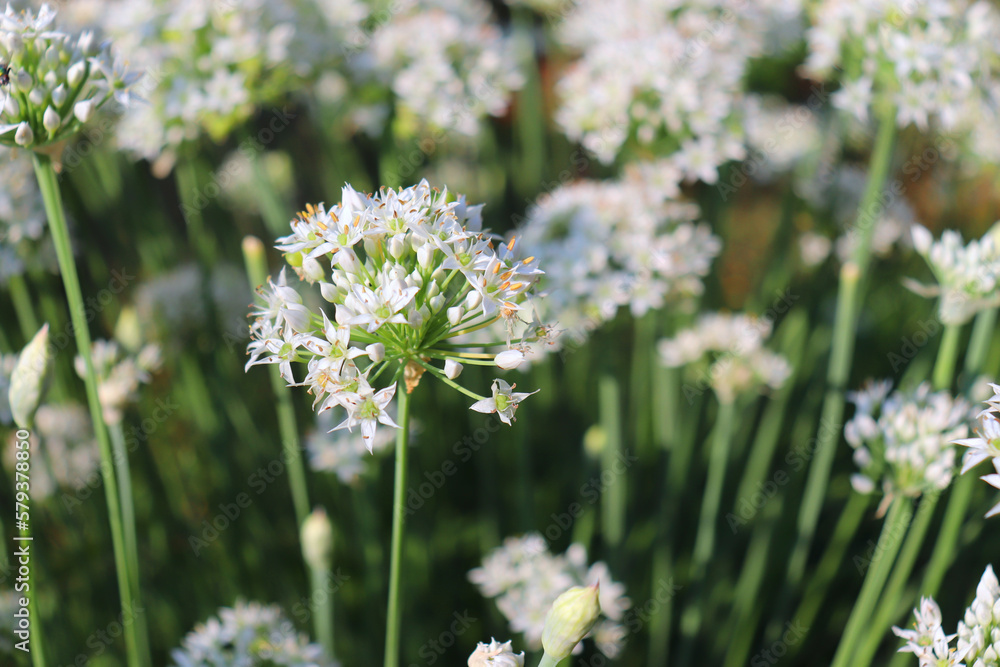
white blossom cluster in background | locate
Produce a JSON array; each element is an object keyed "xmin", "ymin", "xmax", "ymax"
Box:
[
  {"xmin": 908, "ymin": 224, "xmax": 1000, "ymax": 326},
  {"xmin": 657, "ymin": 312, "xmax": 791, "ymax": 404},
  {"xmin": 742, "ymin": 95, "xmax": 823, "ymax": 182},
  {"xmin": 247, "ymin": 180, "xmax": 545, "ymax": 448},
  {"xmin": 893, "ymin": 565, "xmax": 1000, "ymax": 666},
  {"xmin": 845, "ymin": 381, "xmax": 969, "ymax": 506},
  {"xmin": 170, "ymin": 600, "xmax": 337, "ymax": 667},
  {"xmin": 553, "ymin": 0, "xmax": 803, "ymax": 181},
  {"xmin": 804, "ymin": 0, "xmax": 1000, "ymax": 163},
  {"xmin": 97, "ymin": 0, "xmax": 366, "ymax": 173},
  {"xmin": 0, "ymin": 3, "xmax": 136, "ymax": 149},
  {"xmin": 0, "ymin": 147, "xmax": 46, "ymax": 283},
  {"xmin": 3, "ymin": 403, "xmax": 99, "ymax": 500},
  {"xmin": 468, "ymin": 533, "xmax": 631, "ymax": 659},
  {"xmin": 361, "ymin": 0, "xmax": 523, "ymax": 138},
  {"xmin": 517, "ymin": 165, "xmax": 720, "ymax": 351},
  {"xmin": 75, "ymin": 339, "xmax": 161, "ymax": 425},
  {"xmin": 956, "ymin": 383, "xmax": 1000, "ymax": 518}
]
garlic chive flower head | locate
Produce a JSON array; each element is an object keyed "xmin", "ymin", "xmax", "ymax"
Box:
[
  {"xmin": 468, "ymin": 533, "xmax": 631, "ymax": 659},
  {"xmin": 955, "ymin": 383, "xmax": 1000, "ymax": 518},
  {"xmin": 0, "ymin": 3, "xmax": 135, "ymax": 149},
  {"xmin": 518, "ymin": 166, "xmax": 720, "ymax": 352},
  {"xmin": 554, "ymin": 0, "xmax": 803, "ymax": 178},
  {"xmin": 893, "ymin": 565, "xmax": 1000, "ymax": 666},
  {"xmin": 657, "ymin": 312, "xmax": 791, "ymax": 405},
  {"xmin": 169, "ymin": 600, "xmax": 336, "ymax": 666},
  {"xmin": 468, "ymin": 638, "xmax": 525, "ymax": 667},
  {"xmin": 804, "ymin": 0, "xmax": 1000, "ymax": 158},
  {"xmin": 845, "ymin": 381, "xmax": 969, "ymax": 505},
  {"xmin": 246, "ymin": 180, "xmax": 545, "ymax": 450},
  {"xmin": 908, "ymin": 224, "xmax": 1000, "ymax": 326}
]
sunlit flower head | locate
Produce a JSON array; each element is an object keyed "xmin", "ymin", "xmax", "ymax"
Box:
[
  {"xmin": 246, "ymin": 180, "xmax": 545, "ymax": 449},
  {"xmin": 845, "ymin": 380, "xmax": 969, "ymax": 504}
]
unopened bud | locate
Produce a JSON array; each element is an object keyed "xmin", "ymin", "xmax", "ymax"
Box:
[
  {"xmin": 300, "ymin": 507, "xmax": 334, "ymax": 572},
  {"xmin": 366, "ymin": 343, "xmax": 385, "ymax": 363},
  {"xmin": 445, "ymin": 359, "xmax": 463, "ymax": 379},
  {"xmin": 74, "ymin": 98, "xmax": 95, "ymax": 123},
  {"xmin": 541, "ymin": 584, "xmax": 601, "ymax": 660},
  {"xmin": 43, "ymin": 106, "xmax": 61, "ymax": 133},
  {"xmin": 14, "ymin": 121, "xmax": 33, "ymax": 146},
  {"xmin": 10, "ymin": 324, "xmax": 52, "ymax": 429}
]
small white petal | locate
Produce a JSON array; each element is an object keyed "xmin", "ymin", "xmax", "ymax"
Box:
[
  {"xmin": 495, "ymin": 349, "xmax": 525, "ymax": 370},
  {"xmin": 445, "ymin": 359, "xmax": 463, "ymax": 379}
]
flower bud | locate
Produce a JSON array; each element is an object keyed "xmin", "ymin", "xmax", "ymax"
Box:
[
  {"xmin": 4, "ymin": 95, "xmax": 19, "ymax": 117},
  {"xmin": 445, "ymin": 359, "xmax": 463, "ymax": 379},
  {"xmin": 465, "ymin": 290, "xmax": 483, "ymax": 311},
  {"xmin": 14, "ymin": 122, "xmax": 33, "ymax": 146},
  {"xmin": 68, "ymin": 61, "xmax": 87, "ymax": 88},
  {"xmin": 416, "ymin": 242, "xmax": 434, "ymax": 269},
  {"xmin": 10, "ymin": 324, "xmax": 52, "ymax": 429},
  {"xmin": 468, "ymin": 639, "xmax": 524, "ymax": 667},
  {"xmin": 301, "ymin": 507, "xmax": 334, "ymax": 572},
  {"xmin": 337, "ymin": 247, "xmax": 360, "ymax": 274},
  {"xmin": 366, "ymin": 343, "xmax": 385, "ymax": 363},
  {"xmin": 51, "ymin": 84, "xmax": 67, "ymax": 106},
  {"xmin": 74, "ymin": 98, "xmax": 95, "ymax": 123},
  {"xmin": 28, "ymin": 87, "xmax": 44, "ymax": 106},
  {"xmin": 407, "ymin": 309, "xmax": 424, "ymax": 328},
  {"xmin": 43, "ymin": 106, "xmax": 61, "ymax": 133},
  {"xmin": 320, "ymin": 279, "xmax": 342, "ymax": 302},
  {"xmin": 429, "ymin": 294, "xmax": 445, "ymax": 311},
  {"xmin": 14, "ymin": 70, "xmax": 31, "ymax": 92},
  {"xmin": 448, "ymin": 306, "xmax": 464, "ymax": 327},
  {"xmin": 301, "ymin": 256, "xmax": 324, "ymax": 283},
  {"xmin": 495, "ymin": 349, "xmax": 525, "ymax": 370},
  {"xmin": 78, "ymin": 30, "xmax": 95, "ymax": 55},
  {"xmin": 541, "ymin": 584, "xmax": 602, "ymax": 660},
  {"xmin": 389, "ymin": 235, "xmax": 406, "ymax": 259}
]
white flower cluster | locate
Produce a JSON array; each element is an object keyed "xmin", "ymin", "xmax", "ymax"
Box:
[
  {"xmin": 468, "ymin": 638, "xmax": 525, "ymax": 667},
  {"xmin": 105, "ymin": 0, "xmax": 365, "ymax": 171},
  {"xmin": 75, "ymin": 339, "xmax": 162, "ymax": 425},
  {"xmin": 468, "ymin": 533, "xmax": 631, "ymax": 659},
  {"xmin": 804, "ymin": 0, "xmax": 1000, "ymax": 157},
  {"xmin": 0, "ymin": 3, "xmax": 135, "ymax": 148},
  {"xmin": 742, "ymin": 95, "xmax": 824, "ymax": 182},
  {"xmin": 657, "ymin": 312, "xmax": 791, "ymax": 404},
  {"xmin": 909, "ymin": 225, "xmax": 1000, "ymax": 326},
  {"xmin": 893, "ymin": 565, "xmax": 1000, "ymax": 667},
  {"xmin": 553, "ymin": 0, "xmax": 802, "ymax": 180},
  {"xmin": 517, "ymin": 166, "xmax": 720, "ymax": 350},
  {"xmin": 170, "ymin": 600, "xmax": 336, "ymax": 667},
  {"xmin": 4, "ymin": 403, "xmax": 99, "ymax": 500},
  {"xmin": 362, "ymin": 0, "xmax": 523, "ymax": 137},
  {"xmin": 956, "ymin": 383, "xmax": 1000, "ymax": 518},
  {"xmin": 845, "ymin": 381, "xmax": 969, "ymax": 502},
  {"xmin": 247, "ymin": 180, "xmax": 544, "ymax": 449}
]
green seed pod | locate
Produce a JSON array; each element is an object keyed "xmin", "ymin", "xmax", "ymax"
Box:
[
  {"xmin": 9, "ymin": 324, "xmax": 52, "ymax": 429},
  {"xmin": 541, "ymin": 584, "xmax": 601, "ymax": 660}
]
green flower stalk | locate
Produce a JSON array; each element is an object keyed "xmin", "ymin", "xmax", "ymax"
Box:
[{"xmin": 301, "ymin": 506, "xmax": 335, "ymax": 657}]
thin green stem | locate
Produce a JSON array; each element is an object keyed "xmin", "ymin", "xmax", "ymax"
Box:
[
  {"xmin": 830, "ymin": 497, "xmax": 913, "ymax": 667},
  {"xmin": 785, "ymin": 106, "xmax": 897, "ymax": 595},
  {"xmin": 932, "ymin": 324, "xmax": 961, "ymax": 391},
  {"xmin": 854, "ymin": 491, "xmax": 940, "ymax": 667},
  {"xmin": 32, "ymin": 152, "xmax": 144, "ymax": 667},
  {"xmin": 310, "ymin": 566, "xmax": 335, "ymax": 659},
  {"xmin": 537, "ymin": 653, "xmax": 564, "ymax": 667},
  {"xmin": 691, "ymin": 399, "xmax": 736, "ymax": 579},
  {"xmin": 384, "ymin": 379, "xmax": 411, "ymax": 667},
  {"xmin": 599, "ymin": 374, "xmax": 624, "ymax": 554},
  {"xmin": 8, "ymin": 273, "xmax": 39, "ymax": 342},
  {"xmin": 962, "ymin": 308, "xmax": 997, "ymax": 387},
  {"xmin": 109, "ymin": 421, "xmax": 152, "ymax": 664}
]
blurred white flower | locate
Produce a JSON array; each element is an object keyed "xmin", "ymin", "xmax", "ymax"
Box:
[
  {"xmin": 75, "ymin": 339, "xmax": 162, "ymax": 425},
  {"xmin": 469, "ymin": 533, "xmax": 630, "ymax": 658},
  {"xmin": 468, "ymin": 638, "xmax": 524, "ymax": 667}
]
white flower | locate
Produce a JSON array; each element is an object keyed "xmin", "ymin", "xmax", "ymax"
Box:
[
  {"xmin": 495, "ymin": 349, "xmax": 525, "ymax": 370},
  {"xmin": 334, "ymin": 384, "xmax": 400, "ymax": 452},
  {"xmin": 470, "ymin": 379, "xmax": 538, "ymax": 426},
  {"xmin": 468, "ymin": 638, "xmax": 524, "ymax": 667},
  {"xmin": 338, "ymin": 275, "xmax": 420, "ymax": 333}
]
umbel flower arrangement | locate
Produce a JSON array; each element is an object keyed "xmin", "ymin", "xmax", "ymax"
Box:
[{"xmin": 246, "ymin": 178, "xmax": 548, "ymax": 665}]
